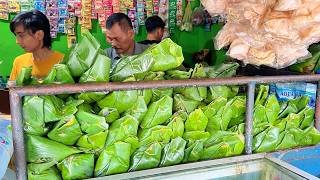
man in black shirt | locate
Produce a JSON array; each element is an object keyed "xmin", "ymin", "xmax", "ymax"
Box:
[{"xmin": 139, "ymin": 15, "xmax": 165, "ymax": 45}]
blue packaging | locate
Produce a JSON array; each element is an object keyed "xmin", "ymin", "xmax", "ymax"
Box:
[{"xmin": 269, "ymin": 82, "xmax": 317, "ymax": 109}]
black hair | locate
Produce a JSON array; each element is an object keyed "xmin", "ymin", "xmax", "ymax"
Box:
[
  {"xmin": 145, "ymin": 16, "xmax": 165, "ymax": 33},
  {"xmin": 106, "ymin": 13, "xmax": 133, "ymax": 31},
  {"xmin": 10, "ymin": 10, "xmax": 52, "ymax": 48}
]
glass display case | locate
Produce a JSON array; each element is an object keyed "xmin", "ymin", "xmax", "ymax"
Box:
[{"xmin": 97, "ymin": 154, "xmax": 317, "ymax": 180}]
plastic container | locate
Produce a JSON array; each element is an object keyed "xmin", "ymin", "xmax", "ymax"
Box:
[{"xmin": 0, "ymin": 119, "xmax": 13, "ymax": 179}]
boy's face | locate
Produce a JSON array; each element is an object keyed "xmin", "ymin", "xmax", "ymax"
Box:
[{"xmin": 14, "ymin": 24, "xmax": 43, "ymax": 52}]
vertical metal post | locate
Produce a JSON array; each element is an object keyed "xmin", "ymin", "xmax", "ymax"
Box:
[
  {"xmin": 315, "ymin": 82, "xmax": 320, "ymax": 130},
  {"xmin": 245, "ymin": 82, "xmax": 255, "ymax": 154},
  {"xmin": 9, "ymin": 91, "xmax": 27, "ymax": 180}
]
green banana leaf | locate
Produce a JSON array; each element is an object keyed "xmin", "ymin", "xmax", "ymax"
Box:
[
  {"xmin": 225, "ymin": 96, "xmax": 246, "ymax": 127},
  {"xmin": 160, "ymin": 137, "xmax": 187, "ymax": 167},
  {"xmin": 124, "ymin": 96, "xmax": 148, "ymax": 123},
  {"xmin": 283, "ymin": 113, "xmax": 302, "ymax": 129},
  {"xmin": 273, "ymin": 119, "xmax": 287, "ymax": 132},
  {"xmin": 77, "ymin": 92, "xmax": 108, "ymax": 104},
  {"xmin": 183, "ymin": 131, "xmax": 210, "ymax": 145},
  {"xmin": 294, "ymin": 96, "xmax": 310, "ymax": 111},
  {"xmin": 253, "ymin": 94, "xmax": 279, "ymax": 126},
  {"xmin": 64, "ymin": 98, "xmax": 85, "ymax": 113},
  {"xmin": 143, "ymin": 71, "xmax": 166, "ymax": 80},
  {"xmin": 41, "ymin": 96, "xmax": 83, "ymax": 123},
  {"xmin": 151, "ymin": 88, "xmax": 173, "ymax": 103},
  {"xmin": 164, "ymin": 110, "xmax": 188, "ymax": 125},
  {"xmin": 47, "ymin": 115, "xmax": 82, "ymax": 145},
  {"xmin": 205, "ymin": 108, "xmax": 224, "ymax": 133},
  {"xmin": 66, "ymin": 95, "xmax": 76, "ymax": 102},
  {"xmin": 64, "ymin": 29, "xmax": 100, "ymax": 77},
  {"xmin": 77, "ymin": 103, "xmax": 93, "ymax": 113},
  {"xmin": 57, "ymin": 154, "xmax": 94, "ymax": 180},
  {"xmin": 99, "ymin": 107, "xmax": 120, "ymax": 123},
  {"xmin": 253, "ymin": 122, "xmax": 270, "ymax": 136},
  {"xmin": 129, "ymin": 142, "xmax": 162, "ymax": 171},
  {"xmin": 228, "ymin": 115, "xmax": 245, "ymax": 128},
  {"xmin": 206, "ymin": 96, "xmax": 245, "ymax": 132},
  {"xmin": 183, "ymin": 140, "xmax": 204, "ymax": 163},
  {"xmin": 253, "ymin": 104, "xmax": 270, "ymax": 135},
  {"xmin": 23, "ymin": 96, "xmax": 48, "ymax": 135},
  {"xmin": 41, "ymin": 95, "xmax": 63, "ymax": 122},
  {"xmin": 275, "ymin": 128, "xmax": 300, "ymax": 150},
  {"xmin": 141, "ymin": 95, "xmax": 173, "ymax": 129},
  {"xmin": 28, "ymin": 166, "xmax": 61, "ymax": 180},
  {"xmin": 143, "ymin": 38, "xmax": 184, "ymax": 71},
  {"xmin": 174, "ymin": 64, "xmax": 207, "ymax": 101},
  {"xmin": 169, "ymin": 111, "xmax": 188, "ymax": 122},
  {"xmin": 111, "ymin": 53, "xmax": 154, "ymax": 82},
  {"xmin": 185, "ymin": 109, "xmax": 208, "ymax": 132},
  {"xmin": 299, "ymin": 126, "xmax": 320, "ymax": 146},
  {"xmin": 173, "ymin": 94, "xmax": 201, "ymax": 114},
  {"xmin": 174, "ymin": 86, "xmax": 207, "ymax": 102},
  {"xmin": 264, "ymin": 95, "xmax": 280, "ymax": 124},
  {"xmin": 253, "ymin": 126, "xmax": 280, "ymax": 153},
  {"xmin": 205, "ymin": 86, "xmax": 239, "ymax": 103},
  {"xmin": 97, "ymin": 89, "xmax": 138, "ymax": 114},
  {"xmin": 77, "ymin": 53, "xmax": 110, "ymax": 103},
  {"xmin": 228, "ymin": 123, "xmax": 245, "ymax": 134},
  {"xmin": 192, "ymin": 63, "xmax": 207, "ymax": 78},
  {"xmin": 105, "ymin": 115, "xmax": 139, "ymax": 147},
  {"xmin": 164, "ymin": 69, "xmax": 193, "ymax": 80},
  {"xmin": 204, "ymin": 63, "xmax": 239, "ymax": 78},
  {"xmin": 93, "ymin": 105, "xmax": 102, "ymax": 114},
  {"xmin": 138, "ymin": 89, "xmax": 153, "ymax": 106},
  {"xmin": 79, "ymin": 52, "xmax": 111, "ymax": 82},
  {"xmin": 43, "ymin": 64, "xmax": 74, "ymax": 84},
  {"xmin": 167, "ymin": 113, "xmax": 185, "ymax": 138},
  {"xmin": 254, "ymin": 104, "xmax": 268, "ymax": 124},
  {"xmin": 279, "ymin": 96, "xmax": 310, "ymax": 118},
  {"xmin": 255, "ymin": 85, "xmax": 269, "ymax": 106},
  {"xmin": 75, "ymin": 111, "xmax": 108, "ymax": 135},
  {"xmin": 204, "ymin": 130, "xmax": 235, "ymax": 147},
  {"xmin": 123, "ymin": 136, "xmax": 140, "ymax": 155},
  {"xmin": 76, "ymin": 130, "xmax": 108, "ymax": 151},
  {"xmin": 298, "ymin": 107, "xmax": 315, "ymax": 129},
  {"xmin": 26, "ymin": 134, "xmax": 81, "ymax": 163},
  {"xmin": 202, "ymin": 132, "xmax": 244, "ymax": 160},
  {"xmin": 28, "ymin": 161, "xmax": 57, "ymax": 175},
  {"xmin": 138, "ymin": 125, "xmax": 173, "ymax": 146},
  {"xmin": 16, "ymin": 66, "xmax": 32, "ymax": 86},
  {"xmin": 94, "ymin": 142, "xmax": 131, "ymax": 176},
  {"xmin": 206, "ymin": 86, "xmax": 239, "ymax": 103},
  {"xmin": 203, "ymin": 96, "xmax": 227, "ymax": 119}
]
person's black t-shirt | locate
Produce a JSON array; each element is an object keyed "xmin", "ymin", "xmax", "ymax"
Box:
[{"xmin": 138, "ymin": 40, "xmax": 160, "ymax": 45}]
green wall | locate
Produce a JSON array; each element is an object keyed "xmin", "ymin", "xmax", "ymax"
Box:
[{"xmin": 0, "ymin": 1, "xmax": 226, "ymax": 77}]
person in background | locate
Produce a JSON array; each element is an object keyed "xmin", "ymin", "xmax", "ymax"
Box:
[
  {"xmin": 105, "ymin": 13, "xmax": 149, "ymax": 67},
  {"xmin": 9, "ymin": 10, "xmax": 64, "ymax": 80},
  {"xmin": 139, "ymin": 15, "xmax": 165, "ymax": 45}
]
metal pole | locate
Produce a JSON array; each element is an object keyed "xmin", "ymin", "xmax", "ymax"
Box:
[
  {"xmin": 11, "ymin": 74, "xmax": 320, "ymax": 96},
  {"xmin": 9, "ymin": 91, "xmax": 27, "ymax": 180},
  {"xmin": 315, "ymin": 82, "xmax": 320, "ymax": 130},
  {"xmin": 245, "ymin": 82, "xmax": 255, "ymax": 154}
]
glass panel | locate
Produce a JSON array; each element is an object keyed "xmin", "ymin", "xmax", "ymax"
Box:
[{"xmin": 140, "ymin": 159, "xmax": 306, "ymax": 180}]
